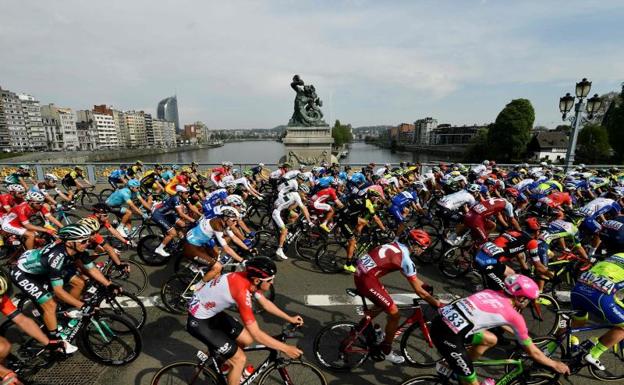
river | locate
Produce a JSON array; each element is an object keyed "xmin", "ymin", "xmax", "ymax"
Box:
[{"xmin": 126, "ymin": 141, "xmax": 453, "ymax": 165}]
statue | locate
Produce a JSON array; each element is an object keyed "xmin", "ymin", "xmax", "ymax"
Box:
[
  {"xmin": 288, "ymin": 75, "xmax": 327, "ymax": 127},
  {"xmin": 287, "ymin": 150, "xmax": 329, "ymax": 166}
]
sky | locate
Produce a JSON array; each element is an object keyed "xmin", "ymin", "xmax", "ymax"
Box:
[{"xmin": 1, "ymin": 0, "xmax": 623, "ymax": 129}]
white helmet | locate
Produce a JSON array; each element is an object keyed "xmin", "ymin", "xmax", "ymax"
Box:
[
  {"xmin": 217, "ymin": 205, "xmax": 240, "ymax": 219},
  {"xmin": 25, "ymin": 191, "xmax": 45, "ymax": 202},
  {"xmin": 175, "ymin": 185, "xmax": 189, "ymax": 193},
  {"xmin": 258, "ymin": 163, "xmax": 265, "ymax": 167},
  {"xmin": 44, "ymin": 173, "xmax": 59, "ymax": 182},
  {"xmin": 7, "ymin": 184, "xmax": 25, "ymax": 193},
  {"xmin": 225, "ymin": 194, "xmax": 244, "ymax": 206}
]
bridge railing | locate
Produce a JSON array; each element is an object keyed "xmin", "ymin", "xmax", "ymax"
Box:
[{"xmin": 0, "ymin": 162, "xmax": 619, "ymax": 184}]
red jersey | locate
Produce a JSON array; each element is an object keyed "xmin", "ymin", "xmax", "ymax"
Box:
[
  {"xmin": 539, "ymin": 191, "xmax": 571, "ymax": 208},
  {"xmin": 6, "ymin": 202, "xmax": 49, "ymax": 227},
  {"xmin": 469, "ymin": 198, "xmax": 513, "ymax": 218},
  {"xmin": 311, "ymin": 187, "xmax": 338, "ymax": 204},
  {"xmin": 0, "ymin": 194, "xmax": 21, "ymax": 214},
  {"xmin": 492, "ymin": 231, "xmax": 539, "ymax": 258},
  {"xmin": 355, "ymin": 241, "xmax": 417, "ymax": 281},
  {"xmin": 210, "ymin": 167, "xmax": 229, "ymax": 183}
]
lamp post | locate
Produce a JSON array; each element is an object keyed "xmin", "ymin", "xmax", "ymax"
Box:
[{"xmin": 559, "ymin": 78, "xmax": 603, "ymax": 173}]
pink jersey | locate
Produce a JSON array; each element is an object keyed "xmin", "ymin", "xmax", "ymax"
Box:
[
  {"xmin": 439, "ymin": 289, "xmax": 531, "ymax": 345},
  {"xmin": 188, "ymin": 272, "xmax": 263, "ymax": 325}
]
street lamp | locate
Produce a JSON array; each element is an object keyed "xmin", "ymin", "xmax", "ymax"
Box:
[{"xmin": 559, "ymin": 78, "xmax": 602, "ymax": 172}]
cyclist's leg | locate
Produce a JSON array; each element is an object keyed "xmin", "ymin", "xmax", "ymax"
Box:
[
  {"xmin": 586, "ymin": 294, "xmax": 624, "ymax": 362},
  {"xmin": 430, "ymin": 317, "xmax": 477, "ymax": 385},
  {"xmin": 10, "ymin": 268, "xmax": 56, "ymax": 335},
  {"xmin": 355, "ymin": 274, "xmax": 397, "ymax": 353},
  {"xmin": 466, "ymin": 330, "xmax": 497, "ymax": 360}
]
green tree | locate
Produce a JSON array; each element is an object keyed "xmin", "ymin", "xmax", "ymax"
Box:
[
  {"xmin": 486, "ymin": 98, "xmax": 535, "ymax": 162},
  {"xmin": 332, "ymin": 120, "xmax": 353, "ymax": 147},
  {"xmin": 603, "ymin": 83, "xmax": 624, "ymax": 162},
  {"xmin": 576, "ymin": 123, "xmax": 611, "ymax": 164},
  {"xmin": 464, "ymin": 126, "xmax": 490, "ymax": 162}
]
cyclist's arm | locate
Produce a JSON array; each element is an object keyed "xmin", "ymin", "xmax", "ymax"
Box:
[
  {"xmin": 255, "ymin": 294, "xmax": 301, "ymax": 324},
  {"xmin": 175, "ymin": 205, "xmax": 194, "ymax": 223},
  {"xmin": 408, "ymin": 276, "xmax": 440, "ymax": 308},
  {"xmin": 125, "ymin": 199, "xmax": 143, "ymax": 216},
  {"xmin": 18, "ymin": 177, "xmax": 29, "ymax": 191},
  {"xmin": 23, "ymin": 221, "xmax": 53, "ymax": 234},
  {"xmin": 100, "ymin": 242, "xmax": 122, "ymax": 265},
  {"xmin": 85, "ymin": 265, "xmax": 112, "ymax": 287},
  {"xmin": 523, "ymin": 343, "xmax": 569, "ymax": 374},
  {"xmin": 244, "ymin": 321, "xmax": 294, "ymax": 354},
  {"xmin": 372, "ymin": 214, "xmax": 386, "ymax": 231},
  {"xmin": 186, "ymin": 203, "xmax": 202, "ymax": 218},
  {"xmin": 43, "ymin": 213, "xmax": 63, "ymax": 229}
]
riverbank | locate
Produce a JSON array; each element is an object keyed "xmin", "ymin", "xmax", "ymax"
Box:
[{"xmin": 3, "ymin": 142, "xmax": 223, "ymax": 164}]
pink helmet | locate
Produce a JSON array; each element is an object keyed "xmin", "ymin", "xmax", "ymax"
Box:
[{"xmin": 504, "ymin": 274, "xmax": 539, "ymax": 300}]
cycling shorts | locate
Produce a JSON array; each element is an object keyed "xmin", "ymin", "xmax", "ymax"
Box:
[
  {"xmin": 152, "ymin": 211, "xmax": 177, "ymax": 232},
  {"xmin": 186, "ymin": 312, "xmax": 243, "ymax": 360},
  {"xmin": 1, "ymin": 215, "xmax": 26, "ymax": 236},
  {"xmin": 430, "ymin": 316, "xmax": 478, "ymax": 382},
  {"xmin": 272, "ymin": 209, "xmax": 286, "ymax": 229},
  {"xmin": 354, "ymin": 273, "xmax": 394, "ymax": 312},
  {"xmin": 106, "ymin": 204, "xmax": 128, "ymax": 218},
  {"xmin": 570, "ymin": 283, "xmax": 624, "ymax": 327},
  {"xmin": 9, "ymin": 268, "xmax": 53, "ymax": 305},
  {"xmin": 388, "ymin": 205, "xmax": 405, "ymax": 223},
  {"xmin": 580, "ymin": 218, "xmax": 602, "ymax": 235},
  {"xmin": 474, "ymin": 249, "xmax": 504, "ymax": 269},
  {"xmin": 182, "ymin": 241, "xmax": 218, "ymax": 267},
  {"xmin": 312, "ymin": 200, "xmax": 332, "ymax": 212}
]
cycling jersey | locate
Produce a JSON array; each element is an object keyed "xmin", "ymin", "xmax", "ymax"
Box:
[
  {"xmin": 188, "ymin": 272, "xmax": 262, "ymax": 324},
  {"xmin": 600, "ymin": 216, "xmax": 624, "ymax": 253},
  {"xmin": 474, "ymin": 231, "xmax": 538, "ymax": 268},
  {"xmin": 161, "ymin": 170, "xmax": 175, "ymax": 182},
  {"xmin": 63, "ymin": 170, "xmax": 84, "ymax": 182},
  {"xmin": 437, "ymin": 190, "xmax": 476, "ymax": 211},
  {"xmin": 186, "ymin": 217, "xmax": 230, "ymax": 248},
  {"xmin": 542, "ymin": 219, "xmax": 581, "ymax": 246},
  {"xmin": 140, "ymin": 170, "xmax": 162, "ymax": 187},
  {"xmin": 580, "ymin": 198, "xmax": 620, "ymax": 218},
  {"xmin": 571, "ymin": 253, "xmax": 624, "ymax": 326},
  {"xmin": 16, "ymin": 242, "xmax": 93, "ymax": 287},
  {"xmin": 536, "ymin": 191, "xmax": 572, "ymax": 209},
  {"xmin": 464, "ymin": 198, "xmax": 514, "ymax": 244},
  {"xmin": 202, "ymin": 189, "xmax": 228, "ymax": 218},
  {"xmin": 153, "ymin": 195, "xmax": 184, "ymax": 216},
  {"xmin": 109, "ymin": 169, "xmax": 126, "ymax": 179},
  {"xmin": 105, "ymin": 187, "xmax": 137, "ymax": 207},
  {"xmin": 4, "ymin": 171, "xmax": 30, "ymax": 185},
  {"xmin": 389, "ymin": 190, "xmax": 418, "ymax": 223},
  {"xmin": 210, "ymin": 167, "xmax": 229, "ymax": 186},
  {"xmin": 311, "ymin": 187, "xmax": 338, "ymax": 211},
  {"xmin": 0, "ymin": 194, "xmax": 21, "ymax": 215},
  {"xmin": 272, "ymin": 191, "xmax": 304, "ymax": 229},
  {"xmin": 29, "ymin": 183, "xmax": 61, "ymax": 197},
  {"xmin": 126, "ymin": 165, "xmax": 142, "ymax": 178},
  {"xmin": 2, "ymin": 202, "xmax": 49, "ymax": 231}
]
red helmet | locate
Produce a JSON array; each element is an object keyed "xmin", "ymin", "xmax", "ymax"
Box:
[
  {"xmin": 504, "ymin": 187, "xmax": 519, "ymax": 198},
  {"xmin": 405, "ymin": 229, "xmax": 431, "ymax": 249},
  {"xmin": 525, "ymin": 217, "xmax": 540, "ymax": 231}
]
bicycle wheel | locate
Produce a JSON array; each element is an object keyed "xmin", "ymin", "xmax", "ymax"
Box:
[
  {"xmin": 0, "ymin": 319, "xmax": 52, "ymax": 375},
  {"xmin": 80, "ymin": 191, "xmax": 100, "ymax": 209},
  {"xmin": 104, "ymin": 259, "xmax": 148, "ymax": 295},
  {"xmin": 588, "ymin": 341, "xmax": 624, "ymax": 381},
  {"xmin": 400, "ymin": 375, "xmax": 445, "ymax": 385},
  {"xmin": 137, "ymin": 234, "xmax": 170, "ymax": 266},
  {"xmin": 151, "ymin": 361, "xmax": 219, "ymax": 385},
  {"xmin": 161, "ymin": 273, "xmax": 195, "ymax": 314},
  {"xmin": 521, "ymin": 294, "xmax": 560, "ymax": 339},
  {"xmin": 258, "ymin": 359, "xmax": 327, "ymax": 385},
  {"xmin": 99, "ymin": 188, "xmax": 115, "ymax": 203},
  {"xmin": 414, "ymin": 222, "xmax": 443, "ymax": 264},
  {"xmin": 254, "ymin": 230, "xmax": 278, "ymax": 257},
  {"xmin": 101, "ymin": 292, "xmax": 147, "ymax": 330},
  {"xmin": 57, "ymin": 212, "xmax": 81, "ymax": 225},
  {"xmin": 294, "ymin": 229, "xmax": 327, "ymax": 260},
  {"xmin": 80, "ymin": 313, "xmax": 142, "ymax": 365},
  {"xmin": 400, "ymin": 322, "xmax": 441, "ymax": 367},
  {"xmin": 438, "ymin": 246, "xmax": 472, "ymax": 279},
  {"xmin": 315, "ymin": 241, "xmax": 347, "ymax": 274},
  {"xmin": 312, "ymin": 321, "xmax": 368, "ymax": 372},
  {"xmin": 138, "ymin": 221, "xmax": 162, "ymax": 239},
  {"xmin": 509, "ymin": 373, "xmax": 562, "ymax": 385}
]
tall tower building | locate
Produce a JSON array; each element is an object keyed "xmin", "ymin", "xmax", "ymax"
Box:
[{"xmin": 157, "ymin": 95, "xmax": 180, "ymax": 133}]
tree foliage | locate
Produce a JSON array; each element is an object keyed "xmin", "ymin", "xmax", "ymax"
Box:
[
  {"xmin": 332, "ymin": 120, "xmax": 353, "ymax": 147},
  {"xmin": 486, "ymin": 99, "xmax": 535, "ymax": 162},
  {"xmin": 603, "ymin": 83, "xmax": 624, "ymax": 162},
  {"xmin": 576, "ymin": 123, "xmax": 611, "ymax": 164},
  {"xmin": 464, "ymin": 126, "xmax": 490, "ymax": 162}
]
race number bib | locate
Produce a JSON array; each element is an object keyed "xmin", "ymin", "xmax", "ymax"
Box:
[
  {"xmin": 579, "ymin": 271, "xmax": 616, "ymax": 294},
  {"xmin": 440, "ymin": 306, "xmax": 469, "ymax": 333},
  {"xmin": 358, "ymin": 254, "xmax": 377, "ymax": 273}
]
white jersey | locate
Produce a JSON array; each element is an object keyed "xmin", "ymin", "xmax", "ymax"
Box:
[
  {"xmin": 277, "ymin": 179, "xmax": 298, "ymax": 193},
  {"xmin": 232, "ymin": 177, "xmax": 251, "ymax": 189},
  {"xmin": 470, "ymin": 164, "xmax": 488, "ymax": 177},
  {"xmin": 300, "ymin": 171, "xmax": 315, "ymax": 183},
  {"xmin": 437, "ymin": 190, "xmax": 476, "ymax": 211},
  {"xmin": 580, "ymin": 198, "xmax": 615, "ymax": 217},
  {"xmin": 514, "ymin": 178, "xmax": 534, "ymax": 192},
  {"xmin": 274, "ymin": 191, "xmax": 303, "ymax": 212},
  {"xmin": 375, "ymin": 167, "xmax": 388, "ymax": 176},
  {"xmin": 282, "ymin": 170, "xmax": 300, "ymax": 180},
  {"xmin": 269, "ymin": 169, "xmax": 283, "ymax": 179}
]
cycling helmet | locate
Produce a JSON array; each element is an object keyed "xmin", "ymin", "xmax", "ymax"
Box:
[
  {"xmin": 403, "ymin": 229, "xmax": 431, "ymax": 249},
  {"xmin": 181, "ymin": 167, "xmax": 192, "ymax": 173},
  {"xmin": 432, "ymin": 166, "xmax": 441, "ymax": 173},
  {"xmin": 218, "ymin": 206, "xmax": 240, "ymax": 219},
  {"xmin": 44, "ymin": 173, "xmax": 59, "ymax": 182},
  {"xmin": 7, "ymin": 184, "xmax": 25, "ymax": 193},
  {"xmin": 232, "ymin": 168, "xmax": 241, "ymax": 176},
  {"xmin": 525, "ymin": 217, "xmax": 540, "ymax": 231},
  {"xmin": 91, "ymin": 203, "xmax": 109, "ymax": 213},
  {"xmin": 298, "ymin": 184, "xmax": 310, "ymax": 194},
  {"xmin": 225, "ymin": 194, "xmax": 244, "ymax": 206},
  {"xmin": 483, "ymin": 160, "xmax": 490, "ymax": 166},
  {"xmin": 296, "ymin": 173, "xmax": 308, "ymax": 181},
  {"xmin": 224, "ymin": 180, "xmax": 237, "ymax": 189},
  {"xmin": 155, "ymin": 164, "xmax": 163, "ymax": 170},
  {"xmin": 25, "ymin": 191, "xmax": 45, "ymax": 202},
  {"xmin": 366, "ymin": 188, "xmax": 381, "ymax": 198},
  {"xmin": 127, "ymin": 179, "xmax": 140, "ymax": 188},
  {"xmin": 258, "ymin": 163, "xmax": 265, "ymax": 167},
  {"xmin": 467, "ymin": 184, "xmax": 481, "ymax": 193},
  {"xmin": 18, "ymin": 165, "xmax": 30, "ymax": 171},
  {"xmin": 412, "ymin": 181, "xmax": 426, "ymax": 190},
  {"xmin": 136, "ymin": 160, "xmax": 144, "ymax": 165},
  {"xmin": 504, "ymin": 274, "xmax": 539, "ymax": 300},
  {"xmin": 176, "ymin": 185, "xmax": 189, "ymax": 193},
  {"xmin": 79, "ymin": 217, "xmax": 101, "ymax": 233},
  {"xmin": 172, "ymin": 165, "xmax": 180, "ymax": 171},
  {"xmin": 504, "ymin": 187, "xmax": 520, "ymax": 198},
  {"xmin": 450, "ymin": 170, "xmax": 461, "ymax": 177},
  {"xmin": 58, "ymin": 224, "xmax": 92, "ymax": 242},
  {"xmin": 246, "ymin": 257, "xmax": 277, "ymax": 279}
]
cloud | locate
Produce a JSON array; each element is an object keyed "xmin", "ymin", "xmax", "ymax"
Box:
[{"xmin": 0, "ymin": 0, "xmax": 622, "ymax": 129}]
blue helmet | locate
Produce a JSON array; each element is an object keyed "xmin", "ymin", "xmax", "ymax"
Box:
[
  {"xmin": 127, "ymin": 179, "xmax": 140, "ymax": 188},
  {"xmin": 350, "ymin": 172, "xmax": 366, "ymax": 185}
]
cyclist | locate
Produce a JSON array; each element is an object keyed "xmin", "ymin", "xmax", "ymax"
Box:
[
  {"xmin": 88, "ymin": 203, "xmax": 130, "ymax": 247},
  {"xmin": 463, "ymin": 197, "xmax": 520, "ymax": 246},
  {"xmin": 211, "ymin": 161, "xmax": 233, "ymax": 188},
  {"xmin": 105, "ymin": 179, "xmax": 151, "ymax": 238},
  {"xmin": 3, "ymin": 165, "xmax": 32, "ymax": 190},
  {"xmin": 140, "ymin": 164, "xmax": 165, "ymax": 195},
  {"xmin": 309, "ymin": 183, "xmax": 344, "ymax": 232},
  {"xmin": 9, "ymin": 224, "xmax": 120, "ymax": 349},
  {"xmin": 30, "ymin": 174, "xmax": 72, "ymax": 206},
  {"xmin": 354, "ymin": 229, "xmax": 439, "ymax": 364},
  {"xmin": 126, "ymin": 161, "xmax": 144, "ymax": 179},
  {"xmin": 431, "ymin": 275, "xmax": 569, "ymax": 385},
  {"xmin": 540, "ymin": 218, "xmax": 590, "ymax": 260},
  {"xmin": 269, "ymin": 163, "xmax": 291, "ymax": 190},
  {"xmin": 598, "ymin": 215, "xmax": 624, "ymax": 255},
  {"xmin": 107, "ymin": 165, "xmax": 128, "ymax": 189},
  {"xmin": 187, "ymin": 257, "xmax": 303, "ymax": 385},
  {"xmin": 1, "ymin": 192, "xmax": 61, "ymax": 250},
  {"xmin": 571, "ymin": 253, "xmax": 624, "ymax": 370},
  {"xmin": 161, "ymin": 165, "xmax": 177, "ymax": 183},
  {"xmin": 388, "ymin": 186, "xmax": 423, "ymax": 236},
  {"xmin": 61, "ymin": 166, "xmax": 92, "ymax": 200},
  {"xmin": 0, "ymin": 184, "xmax": 25, "ymax": 217},
  {"xmin": 165, "ymin": 166, "xmax": 191, "ymax": 196},
  {"xmin": 437, "ymin": 184, "xmax": 480, "ymax": 243},
  {"xmin": 578, "ymin": 197, "xmax": 622, "ymax": 256},
  {"xmin": 78, "ymin": 217, "xmax": 126, "ymax": 269},
  {"xmin": 273, "ymin": 183, "xmax": 312, "ymax": 260},
  {"xmin": 152, "ymin": 185, "xmax": 199, "ymax": 257}
]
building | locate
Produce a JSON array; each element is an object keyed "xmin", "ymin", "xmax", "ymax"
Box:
[
  {"xmin": 123, "ymin": 110, "xmax": 148, "ymax": 147},
  {"xmin": 414, "ymin": 117, "xmax": 438, "ymax": 145},
  {"xmin": 144, "ymin": 113, "xmax": 154, "ymax": 146},
  {"xmin": 157, "ymin": 95, "xmax": 180, "ymax": 133},
  {"xmin": 0, "ymin": 87, "xmax": 28, "ymax": 151},
  {"xmin": 152, "ymin": 118, "xmax": 176, "ymax": 148},
  {"xmin": 17, "ymin": 94, "xmax": 46, "ymax": 150},
  {"xmin": 112, "ymin": 109, "xmax": 128, "ymax": 147},
  {"xmin": 388, "ymin": 123, "xmax": 415, "ymax": 144},
  {"xmin": 184, "ymin": 121, "xmax": 210, "ymax": 143},
  {"xmin": 40, "ymin": 104, "xmax": 79, "ymax": 151},
  {"xmin": 76, "ymin": 105, "xmax": 119, "ymax": 150},
  {"xmin": 526, "ymin": 130, "xmax": 568, "ymax": 162},
  {"xmin": 429, "ymin": 124, "xmax": 482, "ymax": 145}
]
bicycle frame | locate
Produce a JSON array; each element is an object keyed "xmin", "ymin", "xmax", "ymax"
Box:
[{"xmin": 473, "ymin": 359, "xmax": 525, "ymax": 385}]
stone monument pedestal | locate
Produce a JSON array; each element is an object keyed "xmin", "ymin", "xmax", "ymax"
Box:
[{"xmin": 282, "ymin": 125, "xmax": 334, "ymax": 166}]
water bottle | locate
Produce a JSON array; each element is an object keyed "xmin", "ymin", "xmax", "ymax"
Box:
[
  {"xmin": 482, "ymin": 378, "xmax": 496, "ymax": 385},
  {"xmin": 240, "ymin": 365, "xmax": 254, "ymax": 383},
  {"xmin": 570, "ymin": 335, "xmax": 580, "ymax": 353},
  {"xmin": 373, "ymin": 324, "xmax": 385, "ymax": 346}
]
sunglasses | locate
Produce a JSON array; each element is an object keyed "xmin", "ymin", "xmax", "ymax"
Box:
[
  {"xmin": 76, "ymin": 239, "xmax": 90, "ymax": 245},
  {"xmin": 259, "ymin": 276, "xmax": 275, "ymax": 283}
]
